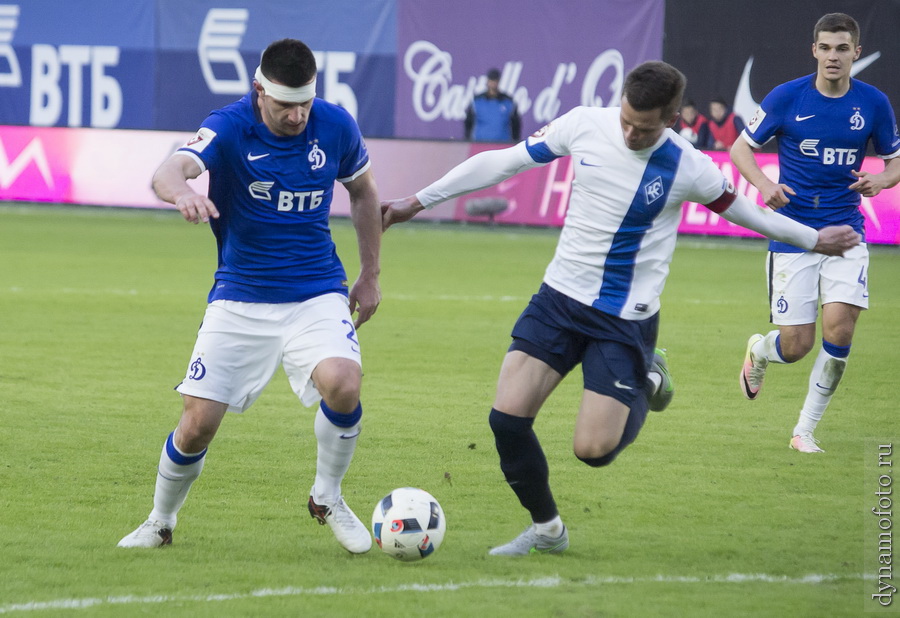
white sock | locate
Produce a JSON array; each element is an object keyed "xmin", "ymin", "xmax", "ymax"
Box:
[
  {"xmin": 311, "ymin": 403, "xmax": 361, "ymax": 506},
  {"xmin": 756, "ymin": 330, "xmax": 789, "ymax": 364},
  {"xmin": 533, "ymin": 515, "xmax": 565, "ymax": 538},
  {"xmin": 793, "ymin": 343, "xmax": 849, "ymax": 436},
  {"xmin": 148, "ymin": 432, "xmax": 206, "ymax": 529}
]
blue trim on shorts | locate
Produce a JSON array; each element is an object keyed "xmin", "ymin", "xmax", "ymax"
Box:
[
  {"xmin": 321, "ymin": 400, "xmax": 362, "ymax": 427},
  {"xmin": 165, "ymin": 432, "xmax": 207, "ymax": 465}
]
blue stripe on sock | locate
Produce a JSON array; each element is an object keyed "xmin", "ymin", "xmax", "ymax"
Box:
[
  {"xmin": 774, "ymin": 334, "xmax": 786, "ymax": 362},
  {"xmin": 165, "ymin": 432, "xmax": 207, "ymax": 465},
  {"xmin": 822, "ymin": 339, "xmax": 851, "ymax": 358},
  {"xmin": 320, "ymin": 401, "xmax": 362, "ymax": 428}
]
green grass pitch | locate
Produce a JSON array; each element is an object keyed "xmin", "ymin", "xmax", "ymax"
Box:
[{"xmin": 1, "ymin": 203, "xmax": 898, "ymax": 616}]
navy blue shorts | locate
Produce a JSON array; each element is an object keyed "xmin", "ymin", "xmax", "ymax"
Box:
[{"xmin": 509, "ymin": 283, "xmax": 659, "ymax": 407}]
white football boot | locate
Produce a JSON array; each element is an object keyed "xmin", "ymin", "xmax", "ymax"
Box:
[
  {"xmin": 117, "ymin": 519, "xmax": 173, "ymax": 548},
  {"xmin": 308, "ymin": 493, "xmax": 372, "ymax": 554}
]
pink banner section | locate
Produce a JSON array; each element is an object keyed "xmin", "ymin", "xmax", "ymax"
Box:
[
  {"xmin": 0, "ymin": 125, "xmax": 207, "ymax": 207},
  {"xmin": 678, "ymin": 150, "xmax": 900, "ymax": 245},
  {"xmin": 1, "ymin": 126, "xmax": 898, "ymax": 244}
]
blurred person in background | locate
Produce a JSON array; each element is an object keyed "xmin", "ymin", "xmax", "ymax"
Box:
[
  {"xmin": 673, "ymin": 99, "xmax": 710, "ymax": 149},
  {"xmin": 708, "ymin": 96, "xmax": 745, "ymax": 150},
  {"xmin": 465, "ymin": 67, "xmax": 521, "ymax": 142}
]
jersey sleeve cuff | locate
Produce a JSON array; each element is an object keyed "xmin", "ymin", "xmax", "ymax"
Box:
[
  {"xmin": 337, "ymin": 160, "xmax": 371, "ymax": 183},
  {"xmin": 174, "ymin": 150, "xmax": 207, "ymax": 174},
  {"xmin": 739, "ymin": 131, "xmax": 764, "ymax": 150}
]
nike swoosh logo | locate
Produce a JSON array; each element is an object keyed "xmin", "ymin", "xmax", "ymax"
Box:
[
  {"xmin": 247, "ymin": 153, "xmax": 270, "ymax": 161},
  {"xmin": 795, "ymin": 114, "xmax": 815, "ymax": 122},
  {"xmin": 579, "ymin": 158, "xmax": 602, "ymax": 167},
  {"xmin": 614, "ymin": 380, "xmax": 633, "ymax": 390},
  {"xmin": 814, "ymin": 383, "xmax": 835, "ymax": 392},
  {"xmin": 339, "ymin": 431, "xmax": 361, "ymax": 440}
]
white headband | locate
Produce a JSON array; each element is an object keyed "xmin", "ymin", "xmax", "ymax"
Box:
[{"xmin": 254, "ymin": 65, "xmax": 316, "ymax": 103}]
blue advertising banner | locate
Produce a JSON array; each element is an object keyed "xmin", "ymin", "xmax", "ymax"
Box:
[
  {"xmin": 0, "ymin": 0, "xmax": 397, "ymax": 134},
  {"xmin": 0, "ymin": 0, "xmax": 156, "ymax": 128},
  {"xmin": 154, "ymin": 0, "xmax": 396, "ymax": 135}
]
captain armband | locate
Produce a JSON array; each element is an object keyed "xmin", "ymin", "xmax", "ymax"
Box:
[{"xmin": 705, "ymin": 179, "xmax": 738, "ymax": 214}]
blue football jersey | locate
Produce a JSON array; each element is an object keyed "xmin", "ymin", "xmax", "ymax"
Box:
[
  {"xmin": 742, "ymin": 74, "xmax": 900, "ymax": 252},
  {"xmin": 177, "ymin": 91, "xmax": 370, "ymax": 303}
]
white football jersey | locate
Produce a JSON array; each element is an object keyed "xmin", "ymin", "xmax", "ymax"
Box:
[{"xmin": 526, "ymin": 106, "xmax": 729, "ymax": 320}]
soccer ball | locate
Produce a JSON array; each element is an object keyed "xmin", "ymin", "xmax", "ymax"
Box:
[{"xmin": 371, "ymin": 487, "xmax": 446, "ymax": 562}]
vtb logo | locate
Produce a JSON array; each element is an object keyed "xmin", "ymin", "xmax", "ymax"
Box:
[
  {"xmin": 198, "ymin": 8, "xmax": 249, "ymax": 95},
  {"xmin": 0, "ymin": 4, "xmax": 21, "ymax": 87},
  {"xmin": 799, "ymin": 139, "xmax": 858, "ymax": 165}
]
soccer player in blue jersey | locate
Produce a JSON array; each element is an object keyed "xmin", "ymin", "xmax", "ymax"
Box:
[
  {"xmin": 732, "ymin": 13, "xmax": 900, "ymax": 454},
  {"xmin": 118, "ymin": 39, "xmax": 382, "ymax": 552},
  {"xmin": 382, "ymin": 61, "xmax": 860, "ymax": 555}
]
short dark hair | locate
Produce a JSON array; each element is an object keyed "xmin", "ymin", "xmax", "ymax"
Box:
[
  {"xmin": 813, "ymin": 13, "xmax": 860, "ymax": 47},
  {"xmin": 623, "ymin": 61, "xmax": 686, "ymax": 119},
  {"xmin": 260, "ymin": 38, "xmax": 317, "ymax": 87}
]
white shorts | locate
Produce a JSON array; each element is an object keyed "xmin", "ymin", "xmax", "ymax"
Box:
[
  {"xmin": 768, "ymin": 243, "xmax": 869, "ymax": 326},
  {"xmin": 176, "ymin": 294, "xmax": 362, "ymax": 412}
]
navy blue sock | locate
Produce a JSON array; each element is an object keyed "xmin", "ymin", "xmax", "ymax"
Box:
[{"xmin": 489, "ymin": 408, "xmax": 558, "ymax": 523}]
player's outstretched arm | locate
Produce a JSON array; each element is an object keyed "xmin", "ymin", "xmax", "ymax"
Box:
[
  {"xmin": 812, "ymin": 225, "xmax": 863, "ymax": 257},
  {"xmin": 381, "ymin": 196, "xmax": 425, "ymax": 230},
  {"xmin": 382, "ymin": 142, "xmax": 540, "ymax": 231},
  {"xmin": 716, "ymin": 192, "xmax": 859, "ymax": 256},
  {"xmin": 152, "ymin": 154, "xmax": 219, "ymax": 224}
]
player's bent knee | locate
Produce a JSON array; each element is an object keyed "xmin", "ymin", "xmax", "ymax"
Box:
[
  {"xmin": 177, "ymin": 397, "xmax": 227, "ymax": 451},
  {"xmin": 572, "ymin": 435, "xmax": 619, "ymax": 462},
  {"xmin": 319, "ymin": 384, "xmax": 361, "ymax": 413},
  {"xmin": 576, "ymin": 452, "xmax": 618, "ymax": 468},
  {"xmin": 313, "ymin": 358, "xmax": 362, "ymax": 411},
  {"xmin": 573, "ymin": 434, "xmax": 624, "ymax": 466}
]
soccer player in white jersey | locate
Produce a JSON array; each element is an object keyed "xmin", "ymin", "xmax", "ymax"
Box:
[
  {"xmin": 381, "ymin": 61, "xmax": 860, "ymax": 555},
  {"xmin": 118, "ymin": 39, "xmax": 382, "ymax": 553},
  {"xmin": 732, "ymin": 13, "xmax": 900, "ymax": 454}
]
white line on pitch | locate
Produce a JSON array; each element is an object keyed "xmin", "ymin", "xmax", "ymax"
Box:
[{"xmin": 0, "ymin": 573, "xmax": 872, "ymax": 614}]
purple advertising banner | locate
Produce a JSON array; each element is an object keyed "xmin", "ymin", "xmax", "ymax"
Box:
[{"xmin": 395, "ymin": 0, "xmax": 664, "ymax": 140}]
